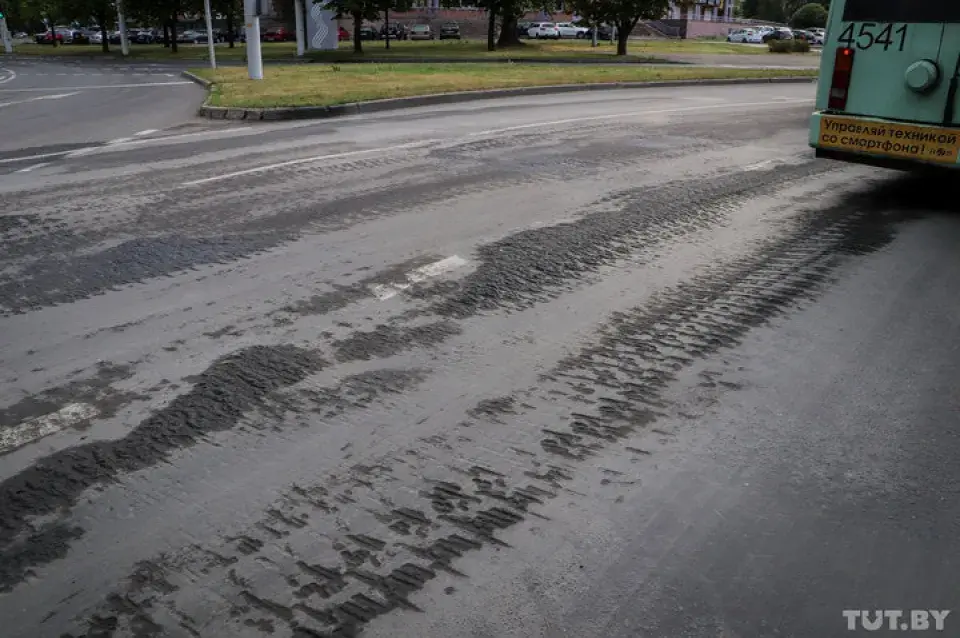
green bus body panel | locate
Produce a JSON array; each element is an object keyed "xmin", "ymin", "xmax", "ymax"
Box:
[{"xmin": 812, "ymin": 1, "xmax": 960, "ymax": 169}]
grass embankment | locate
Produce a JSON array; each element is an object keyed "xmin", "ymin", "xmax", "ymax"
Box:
[
  {"xmin": 192, "ymin": 63, "xmax": 817, "ymax": 109},
  {"xmin": 8, "ymin": 38, "xmax": 765, "ymax": 62}
]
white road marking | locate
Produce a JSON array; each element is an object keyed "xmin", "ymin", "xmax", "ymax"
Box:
[
  {"xmin": 0, "ymin": 69, "xmax": 17, "ymax": 85},
  {"xmin": 0, "ymin": 81, "xmax": 193, "ymax": 93},
  {"xmin": 743, "ymin": 159, "xmax": 776, "ymax": 171},
  {"xmin": 183, "ymin": 97, "xmax": 813, "ymax": 187},
  {"xmin": 468, "ymin": 98, "xmax": 811, "ymax": 137},
  {"xmin": 182, "ymin": 140, "xmax": 439, "ymax": 186},
  {"xmin": 101, "ymin": 129, "xmax": 159, "ymax": 147},
  {"xmin": 0, "ymin": 403, "xmax": 98, "ymax": 455},
  {"xmin": 0, "ymin": 91, "xmax": 80, "ymax": 109},
  {"xmin": 0, "ymin": 150, "xmax": 83, "ymax": 165},
  {"xmin": 16, "ymin": 162, "xmax": 51, "ymax": 173},
  {"xmin": 370, "ymin": 255, "xmax": 468, "ymax": 301},
  {"xmin": 63, "ymin": 126, "xmax": 256, "ymax": 159}
]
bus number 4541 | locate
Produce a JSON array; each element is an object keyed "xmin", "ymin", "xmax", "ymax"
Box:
[{"xmin": 837, "ymin": 23, "xmax": 908, "ymax": 51}]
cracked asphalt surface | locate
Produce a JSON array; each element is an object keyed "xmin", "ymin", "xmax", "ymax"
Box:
[{"xmin": 1, "ymin": 81, "xmax": 959, "ymax": 638}]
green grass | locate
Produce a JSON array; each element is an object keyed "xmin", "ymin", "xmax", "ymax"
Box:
[
  {"xmin": 7, "ymin": 37, "xmax": 766, "ymax": 62},
  {"xmin": 193, "ymin": 63, "xmax": 817, "ymax": 109}
]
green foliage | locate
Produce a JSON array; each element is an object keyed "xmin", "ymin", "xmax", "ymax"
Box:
[
  {"xmin": 568, "ymin": 0, "xmax": 668, "ymax": 55},
  {"xmin": 790, "ymin": 2, "xmax": 826, "ymax": 28},
  {"xmin": 768, "ymin": 37, "xmax": 810, "ymax": 53},
  {"xmin": 742, "ymin": 0, "xmax": 828, "ymax": 22}
]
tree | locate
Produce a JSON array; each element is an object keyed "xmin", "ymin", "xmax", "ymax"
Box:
[
  {"xmin": 59, "ymin": 0, "xmax": 116, "ymax": 52},
  {"xmin": 790, "ymin": 1, "xmax": 826, "ymax": 28},
  {"xmin": 212, "ymin": 0, "xmax": 241, "ymax": 47},
  {"xmin": 379, "ymin": 0, "xmax": 412, "ymax": 50},
  {"xmin": 319, "ymin": 0, "xmax": 379, "ymax": 54},
  {"xmin": 570, "ymin": 0, "xmax": 668, "ymax": 56}
]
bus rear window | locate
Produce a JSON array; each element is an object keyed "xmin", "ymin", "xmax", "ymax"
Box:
[{"xmin": 843, "ymin": 0, "xmax": 960, "ymax": 23}]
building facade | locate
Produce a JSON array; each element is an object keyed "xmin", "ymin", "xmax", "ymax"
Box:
[{"xmin": 666, "ymin": 0, "xmax": 736, "ymax": 22}]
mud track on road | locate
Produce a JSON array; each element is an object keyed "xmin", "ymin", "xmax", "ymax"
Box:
[{"xmin": 51, "ymin": 174, "xmax": 920, "ymax": 637}]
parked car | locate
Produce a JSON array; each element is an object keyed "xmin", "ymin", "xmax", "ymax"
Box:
[
  {"xmin": 761, "ymin": 27, "xmax": 793, "ymax": 42},
  {"xmin": 381, "ymin": 23, "xmax": 407, "ymax": 40},
  {"xmin": 726, "ymin": 28, "xmax": 755, "ymax": 43},
  {"xmin": 408, "ymin": 24, "xmax": 434, "ymax": 40},
  {"xmin": 359, "ymin": 25, "xmax": 380, "ymax": 40},
  {"xmin": 517, "ymin": 20, "xmax": 532, "ymax": 38},
  {"xmin": 68, "ymin": 29, "xmax": 89, "ymax": 44},
  {"xmin": 439, "ymin": 22, "xmax": 460, "ymax": 40},
  {"xmin": 338, "ymin": 26, "xmax": 350, "ymax": 41},
  {"xmin": 806, "ymin": 28, "xmax": 824, "ymax": 45},
  {"xmin": 36, "ymin": 30, "xmax": 65, "ymax": 44},
  {"xmin": 587, "ymin": 24, "xmax": 614, "ymax": 40},
  {"xmin": 261, "ymin": 27, "xmax": 293, "ymax": 42},
  {"xmin": 528, "ymin": 22, "xmax": 561, "ymax": 39},
  {"xmin": 555, "ymin": 22, "xmax": 588, "ymax": 39},
  {"xmin": 89, "ymin": 31, "xmax": 103, "ymax": 44}
]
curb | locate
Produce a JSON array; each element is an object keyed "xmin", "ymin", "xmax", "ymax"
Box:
[
  {"xmin": 306, "ymin": 56, "xmax": 682, "ymax": 65},
  {"xmin": 181, "ymin": 69, "xmax": 213, "ymax": 88},
  {"xmin": 196, "ymin": 76, "xmax": 817, "ymax": 121}
]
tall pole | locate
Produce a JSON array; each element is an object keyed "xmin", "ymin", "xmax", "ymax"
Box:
[
  {"xmin": 117, "ymin": 0, "xmax": 130, "ymax": 56},
  {"xmin": 0, "ymin": 16, "xmax": 13, "ymax": 54},
  {"xmin": 244, "ymin": 0, "xmax": 263, "ymax": 79},
  {"xmin": 293, "ymin": 0, "xmax": 305, "ymax": 57},
  {"xmin": 203, "ymin": 0, "xmax": 217, "ymax": 68}
]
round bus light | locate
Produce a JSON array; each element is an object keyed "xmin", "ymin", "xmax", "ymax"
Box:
[{"xmin": 905, "ymin": 59, "xmax": 942, "ymax": 94}]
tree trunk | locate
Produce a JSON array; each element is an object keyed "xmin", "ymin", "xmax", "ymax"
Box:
[
  {"xmin": 353, "ymin": 10, "xmax": 363, "ymax": 54},
  {"xmin": 163, "ymin": 23, "xmax": 170, "ymax": 48},
  {"xmin": 171, "ymin": 15, "xmax": 179, "ymax": 53},
  {"xmin": 616, "ymin": 19, "xmax": 635, "ymax": 55},
  {"xmin": 384, "ymin": 8, "xmax": 389, "ymax": 50},
  {"xmin": 98, "ymin": 13, "xmax": 109, "ymax": 53},
  {"xmin": 226, "ymin": 11, "xmax": 235, "ymax": 48},
  {"xmin": 486, "ymin": 8, "xmax": 496, "ymax": 51},
  {"xmin": 497, "ymin": 13, "xmax": 521, "ymax": 48}
]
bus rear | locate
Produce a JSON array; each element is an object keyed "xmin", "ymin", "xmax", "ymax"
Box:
[{"xmin": 810, "ymin": 0, "xmax": 960, "ymax": 170}]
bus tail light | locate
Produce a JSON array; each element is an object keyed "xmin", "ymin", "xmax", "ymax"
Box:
[{"xmin": 828, "ymin": 47, "xmax": 855, "ymax": 110}]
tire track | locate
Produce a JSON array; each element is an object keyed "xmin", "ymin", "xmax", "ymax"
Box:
[{"xmin": 57, "ymin": 176, "xmax": 911, "ymax": 637}]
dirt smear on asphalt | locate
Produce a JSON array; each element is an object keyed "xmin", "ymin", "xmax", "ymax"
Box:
[
  {"xmin": 55, "ymin": 173, "xmax": 934, "ymax": 637},
  {"xmin": 0, "ymin": 344, "xmax": 327, "ymax": 592}
]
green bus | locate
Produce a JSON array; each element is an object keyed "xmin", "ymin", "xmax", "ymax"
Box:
[{"xmin": 810, "ymin": 0, "xmax": 960, "ymax": 170}]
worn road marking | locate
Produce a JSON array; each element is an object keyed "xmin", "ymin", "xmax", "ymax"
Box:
[
  {"xmin": 0, "ymin": 91, "xmax": 80, "ymax": 109},
  {"xmin": 371, "ymin": 255, "xmax": 469, "ymax": 301},
  {"xmin": 468, "ymin": 98, "xmax": 812, "ymax": 137},
  {"xmin": 0, "ymin": 69, "xmax": 16, "ymax": 85},
  {"xmin": 0, "ymin": 403, "xmax": 98, "ymax": 455},
  {"xmin": 15, "ymin": 161, "xmax": 51, "ymax": 173},
  {"xmin": 105, "ymin": 129, "xmax": 160, "ymax": 146},
  {"xmin": 182, "ymin": 98, "xmax": 813, "ymax": 187},
  {"xmin": 0, "ymin": 81, "xmax": 194, "ymax": 93},
  {"xmin": 744, "ymin": 160, "xmax": 777, "ymax": 172},
  {"xmin": 0, "ymin": 150, "xmax": 84, "ymax": 165},
  {"xmin": 182, "ymin": 139, "xmax": 439, "ymax": 186}
]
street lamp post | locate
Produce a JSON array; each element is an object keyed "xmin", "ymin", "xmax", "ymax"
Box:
[{"xmin": 203, "ymin": 0, "xmax": 217, "ymax": 68}]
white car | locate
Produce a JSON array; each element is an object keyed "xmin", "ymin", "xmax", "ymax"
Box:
[
  {"xmin": 746, "ymin": 28, "xmax": 770, "ymax": 43},
  {"xmin": 726, "ymin": 28, "xmax": 755, "ymax": 43},
  {"xmin": 555, "ymin": 22, "xmax": 589, "ymax": 39},
  {"xmin": 528, "ymin": 23, "xmax": 561, "ymax": 39}
]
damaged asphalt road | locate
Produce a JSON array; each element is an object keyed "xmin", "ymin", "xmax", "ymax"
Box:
[{"xmin": 1, "ymin": 83, "xmax": 959, "ymax": 638}]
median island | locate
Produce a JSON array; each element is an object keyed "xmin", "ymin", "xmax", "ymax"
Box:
[{"xmin": 191, "ymin": 64, "xmax": 817, "ymax": 109}]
